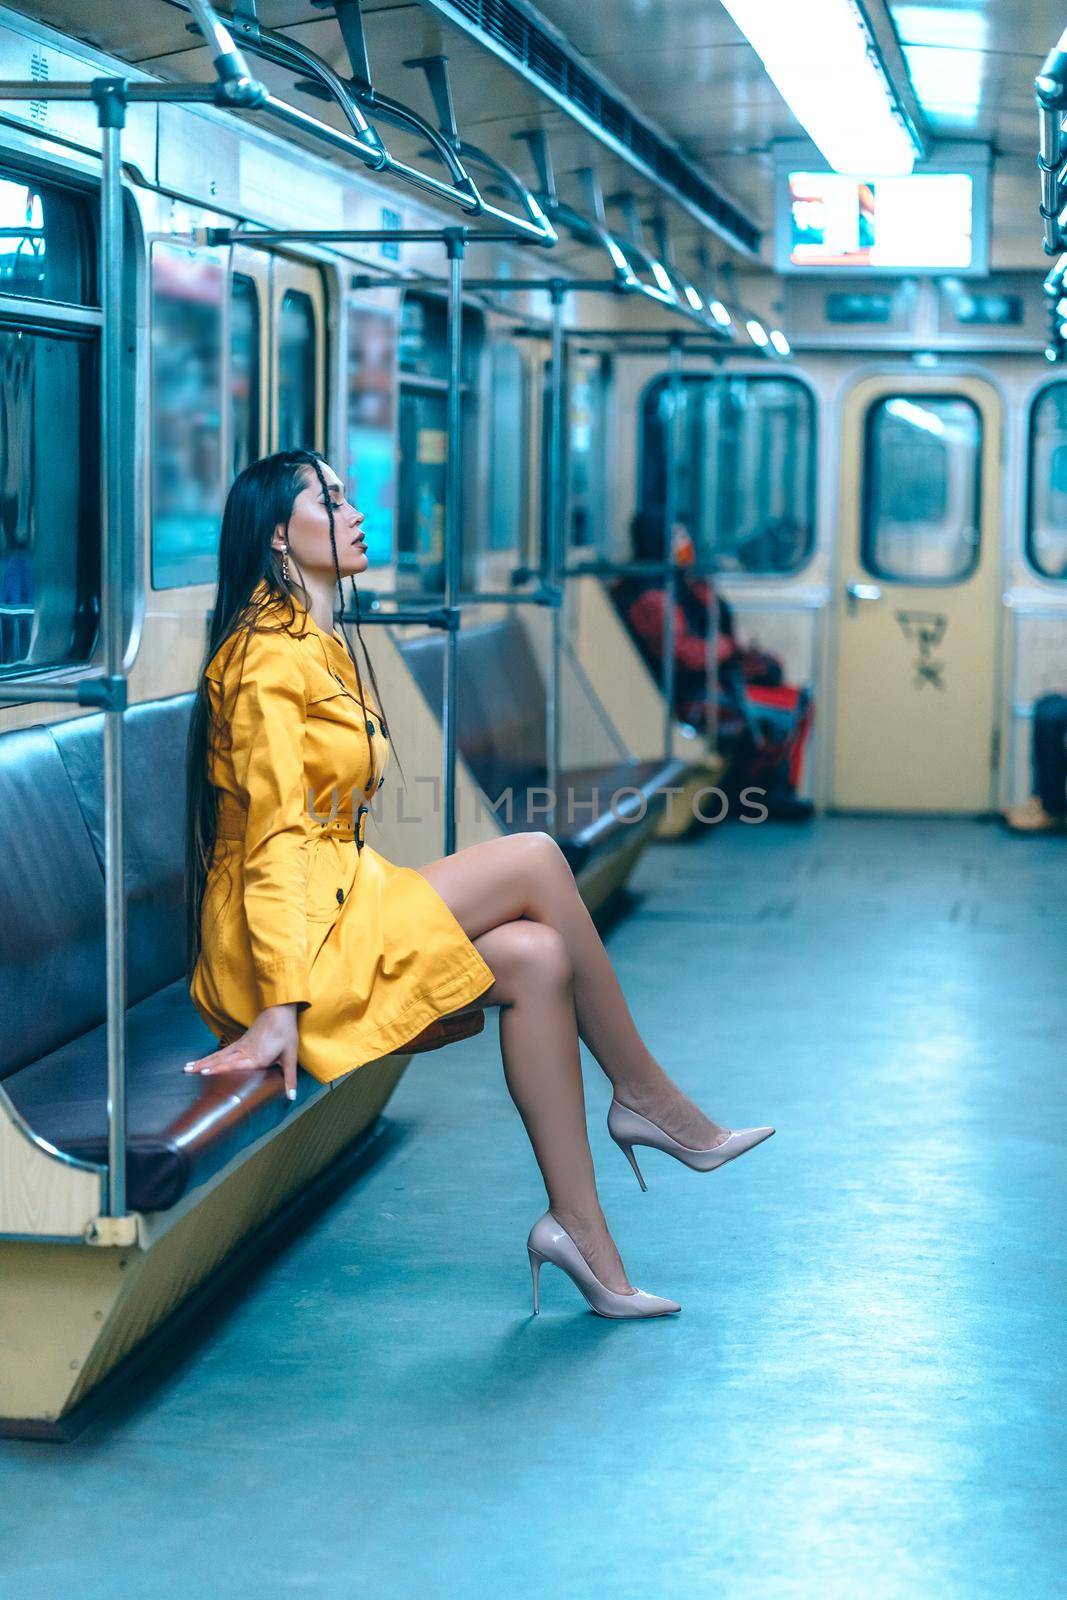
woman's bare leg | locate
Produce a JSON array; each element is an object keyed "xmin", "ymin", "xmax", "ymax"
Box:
[
  {"xmin": 418, "ymin": 832, "xmax": 728, "ymax": 1148},
  {"xmin": 468, "ymin": 918, "xmax": 634, "ymax": 1294}
]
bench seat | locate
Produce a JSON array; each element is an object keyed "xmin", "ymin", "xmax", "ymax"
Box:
[{"xmin": 0, "ymin": 687, "xmax": 485, "ymax": 1220}]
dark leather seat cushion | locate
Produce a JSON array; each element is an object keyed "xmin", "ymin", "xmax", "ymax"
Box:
[{"xmin": 3, "ymin": 980, "xmax": 307, "ymax": 1213}]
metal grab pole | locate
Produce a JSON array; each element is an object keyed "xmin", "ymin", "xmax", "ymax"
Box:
[
  {"xmin": 442, "ymin": 230, "xmax": 465, "ymax": 856},
  {"xmin": 661, "ymin": 333, "xmax": 683, "ymax": 761},
  {"xmin": 546, "ymin": 284, "xmax": 566, "ymax": 833},
  {"xmin": 94, "ymin": 81, "xmax": 129, "ymax": 1218}
]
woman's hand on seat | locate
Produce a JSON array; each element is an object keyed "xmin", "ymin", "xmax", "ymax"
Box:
[{"xmin": 184, "ymin": 1004, "xmax": 301, "ymax": 1100}]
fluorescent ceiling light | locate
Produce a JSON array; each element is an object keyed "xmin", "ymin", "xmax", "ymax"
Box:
[
  {"xmin": 769, "ymin": 329, "xmax": 791, "ymax": 355},
  {"xmin": 683, "ymin": 283, "xmax": 704, "ymax": 311},
  {"xmin": 719, "ymin": 0, "xmax": 919, "ymax": 175},
  {"xmin": 709, "ymin": 300, "xmax": 732, "ymax": 327},
  {"xmin": 746, "ymin": 318, "xmax": 769, "ymax": 347}
]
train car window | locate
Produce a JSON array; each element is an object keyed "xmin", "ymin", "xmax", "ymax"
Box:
[
  {"xmin": 0, "ymin": 167, "xmax": 97, "ymax": 674},
  {"xmin": 488, "ymin": 341, "xmax": 526, "ymax": 552},
  {"xmin": 0, "ymin": 175, "xmax": 92, "ymax": 304},
  {"xmin": 399, "ymin": 293, "xmax": 447, "ymax": 382},
  {"xmin": 0, "ymin": 327, "xmax": 97, "ymax": 669},
  {"xmin": 277, "ymin": 289, "xmax": 317, "ymax": 452},
  {"xmin": 396, "ymin": 292, "xmax": 482, "ymax": 591},
  {"xmin": 150, "ymin": 243, "xmax": 224, "ymax": 590},
  {"xmin": 230, "ymin": 272, "xmax": 260, "ymax": 481},
  {"xmin": 399, "ymin": 291, "xmax": 482, "ymax": 387},
  {"xmin": 397, "ymin": 388, "xmax": 447, "ymax": 590},
  {"xmin": 346, "ymin": 302, "xmax": 396, "ymax": 566},
  {"xmin": 568, "ymin": 352, "xmax": 609, "ymax": 551},
  {"xmin": 863, "ymin": 396, "xmax": 982, "ymax": 583},
  {"xmin": 1027, "ymin": 383, "xmax": 1067, "ymax": 580},
  {"xmin": 640, "ymin": 374, "xmax": 815, "ymax": 574}
]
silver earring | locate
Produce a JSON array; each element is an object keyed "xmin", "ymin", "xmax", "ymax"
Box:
[{"xmin": 281, "ymin": 545, "xmax": 290, "ymax": 583}]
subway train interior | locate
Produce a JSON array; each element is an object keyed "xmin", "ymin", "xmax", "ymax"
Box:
[{"xmin": 1, "ymin": 0, "xmax": 1065, "ymax": 1593}]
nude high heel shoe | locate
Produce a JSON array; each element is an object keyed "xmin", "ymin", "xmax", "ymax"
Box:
[
  {"xmin": 526, "ymin": 1212, "xmax": 680, "ymax": 1319},
  {"xmin": 608, "ymin": 1097, "xmax": 775, "ymax": 1191}
]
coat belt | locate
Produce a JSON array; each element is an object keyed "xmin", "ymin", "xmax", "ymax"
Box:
[{"xmin": 216, "ymin": 803, "xmax": 369, "ymax": 844}]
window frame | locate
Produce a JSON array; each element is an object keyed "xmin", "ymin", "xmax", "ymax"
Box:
[
  {"xmin": 860, "ymin": 390, "xmax": 983, "ymax": 587},
  {"xmin": 637, "ymin": 369, "xmax": 818, "ymax": 578}
]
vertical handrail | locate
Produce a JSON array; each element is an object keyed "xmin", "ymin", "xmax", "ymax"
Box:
[
  {"xmin": 660, "ymin": 334, "xmax": 683, "ymax": 762},
  {"xmin": 442, "ymin": 231, "xmax": 465, "ymax": 855},
  {"xmin": 94, "ymin": 81, "xmax": 129, "ymax": 1218},
  {"xmin": 545, "ymin": 284, "xmax": 566, "ymax": 833}
]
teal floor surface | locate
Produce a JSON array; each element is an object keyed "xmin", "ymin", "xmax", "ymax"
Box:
[{"xmin": 2, "ymin": 818, "xmax": 1064, "ymax": 1599}]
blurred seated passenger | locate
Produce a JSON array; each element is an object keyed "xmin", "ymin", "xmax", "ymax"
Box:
[
  {"xmin": 612, "ymin": 510, "xmax": 814, "ymax": 822},
  {"xmin": 1003, "ymin": 692, "xmax": 1067, "ymax": 834}
]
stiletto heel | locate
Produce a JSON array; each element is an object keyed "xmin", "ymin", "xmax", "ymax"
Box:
[
  {"xmin": 608, "ymin": 1096, "xmax": 774, "ymax": 1188},
  {"xmin": 528, "ymin": 1245, "xmax": 545, "ymax": 1314},
  {"xmin": 617, "ymin": 1139, "xmax": 647, "ymax": 1192},
  {"xmin": 525, "ymin": 1212, "xmax": 680, "ymax": 1319}
]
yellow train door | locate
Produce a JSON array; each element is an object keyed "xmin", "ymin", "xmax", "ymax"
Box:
[{"xmin": 831, "ymin": 373, "xmax": 1001, "ymax": 812}]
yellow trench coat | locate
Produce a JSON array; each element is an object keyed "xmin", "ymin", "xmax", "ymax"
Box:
[{"xmin": 188, "ymin": 581, "xmax": 495, "ymax": 1084}]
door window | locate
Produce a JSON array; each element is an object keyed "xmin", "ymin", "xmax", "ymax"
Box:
[
  {"xmin": 1027, "ymin": 382, "xmax": 1067, "ymax": 579},
  {"xmin": 277, "ymin": 289, "xmax": 316, "ymax": 452},
  {"xmin": 230, "ymin": 271, "xmax": 260, "ymax": 480},
  {"xmin": 863, "ymin": 395, "xmax": 981, "ymax": 582}
]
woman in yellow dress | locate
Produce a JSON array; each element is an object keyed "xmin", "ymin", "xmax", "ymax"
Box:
[{"xmin": 183, "ymin": 450, "xmax": 773, "ymax": 1318}]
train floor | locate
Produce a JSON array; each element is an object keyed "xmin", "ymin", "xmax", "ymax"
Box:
[{"xmin": 2, "ymin": 816, "xmax": 1065, "ymax": 1598}]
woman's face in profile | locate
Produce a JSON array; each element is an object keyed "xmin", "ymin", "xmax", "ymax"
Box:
[{"xmin": 275, "ymin": 463, "xmax": 369, "ymax": 579}]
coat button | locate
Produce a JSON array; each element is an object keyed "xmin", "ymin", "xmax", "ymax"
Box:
[
  {"xmin": 365, "ymin": 719, "xmax": 376, "ymax": 736},
  {"xmin": 336, "ymin": 887, "xmax": 344, "ymax": 905}
]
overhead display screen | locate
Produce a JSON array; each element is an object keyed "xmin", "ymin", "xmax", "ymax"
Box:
[{"xmin": 787, "ymin": 171, "xmax": 975, "ymax": 270}]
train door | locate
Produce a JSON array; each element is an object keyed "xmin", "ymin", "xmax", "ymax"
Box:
[
  {"xmin": 831, "ymin": 374, "xmax": 1001, "ymax": 813},
  {"xmin": 269, "ymin": 259, "xmax": 326, "ymax": 453}
]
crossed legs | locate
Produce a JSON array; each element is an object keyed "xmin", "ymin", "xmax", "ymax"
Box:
[{"xmin": 416, "ymin": 832, "xmax": 727, "ymax": 1294}]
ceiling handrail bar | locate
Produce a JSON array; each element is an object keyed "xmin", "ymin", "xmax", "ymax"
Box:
[
  {"xmin": 224, "ymin": 0, "xmax": 488, "ymax": 213},
  {"xmin": 606, "ymin": 189, "xmax": 684, "ymax": 313},
  {"xmin": 315, "ymin": 0, "xmax": 552, "ymax": 236},
  {"xmin": 404, "ymin": 55, "xmax": 556, "ymax": 245}
]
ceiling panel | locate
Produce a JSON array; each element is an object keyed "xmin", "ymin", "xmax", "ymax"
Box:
[{"xmin": 5, "ymin": 1, "xmax": 1064, "ymax": 273}]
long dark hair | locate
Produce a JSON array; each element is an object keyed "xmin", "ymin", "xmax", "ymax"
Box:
[{"xmin": 183, "ymin": 448, "xmax": 395, "ymax": 988}]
